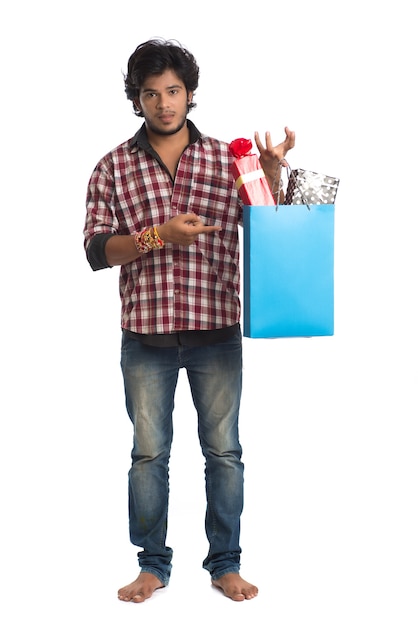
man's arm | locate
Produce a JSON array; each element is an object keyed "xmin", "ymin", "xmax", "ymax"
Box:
[
  {"xmin": 103, "ymin": 213, "xmax": 222, "ymax": 267},
  {"xmin": 254, "ymin": 127, "xmax": 296, "ymax": 191}
]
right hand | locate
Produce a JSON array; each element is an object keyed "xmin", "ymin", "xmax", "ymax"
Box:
[{"xmin": 158, "ymin": 213, "xmax": 222, "ymax": 246}]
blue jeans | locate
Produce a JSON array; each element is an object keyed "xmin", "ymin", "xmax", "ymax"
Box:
[{"xmin": 120, "ymin": 326, "xmax": 244, "ymax": 587}]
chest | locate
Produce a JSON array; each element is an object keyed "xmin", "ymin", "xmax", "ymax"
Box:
[
  {"xmin": 157, "ymin": 147, "xmax": 185, "ymax": 179},
  {"xmin": 162, "ymin": 155, "xmax": 182, "ymax": 179},
  {"xmin": 113, "ymin": 147, "xmax": 238, "ymax": 228}
]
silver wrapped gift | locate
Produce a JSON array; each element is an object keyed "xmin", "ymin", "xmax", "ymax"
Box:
[{"xmin": 284, "ymin": 169, "xmax": 340, "ymax": 206}]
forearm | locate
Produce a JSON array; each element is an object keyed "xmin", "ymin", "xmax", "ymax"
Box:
[
  {"xmin": 265, "ymin": 161, "xmax": 284, "ymax": 204},
  {"xmin": 105, "ymin": 234, "xmax": 142, "ymax": 266},
  {"xmin": 105, "ymin": 226, "xmax": 166, "ymax": 266},
  {"xmin": 94, "ymin": 221, "xmax": 175, "ymax": 269},
  {"xmin": 89, "ymin": 213, "xmax": 220, "ymax": 270}
]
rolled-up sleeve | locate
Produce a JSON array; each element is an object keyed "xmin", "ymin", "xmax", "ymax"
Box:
[{"xmin": 83, "ymin": 156, "xmax": 120, "ymax": 270}]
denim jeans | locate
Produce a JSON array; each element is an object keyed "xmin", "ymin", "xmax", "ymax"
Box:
[{"xmin": 120, "ymin": 326, "xmax": 244, "ymax": 586}]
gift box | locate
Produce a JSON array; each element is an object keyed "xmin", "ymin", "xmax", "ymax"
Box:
[
  {"xmin": 229, "ymin": 138, "xmax": 275, "ymax": 206},
  {"xmin": 284, "ymin": 169, "xmax": 340, "ymax": 206}
]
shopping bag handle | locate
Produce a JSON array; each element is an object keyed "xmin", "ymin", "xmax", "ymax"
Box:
[{"xmin": 272, "ymin": 159, "xmax": 311, "ymax": 211}]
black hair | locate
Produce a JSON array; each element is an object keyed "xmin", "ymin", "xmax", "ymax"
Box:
[{"xmin": 124, "ymin": 38, "xmax": 200, "ymax": 117}]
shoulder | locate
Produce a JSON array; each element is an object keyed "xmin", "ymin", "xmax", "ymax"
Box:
[
  {"xmin": 197, "ymin": 134, "xmax": 233, "ymax": 163},
  {"xmin": 103, "ymin": 135, "xmax": 137, "ymax": 160},
  {"xmin": 187, "ymin": 120, "xmax": 230, "ymax": 156},
  {"xmin": 91, "ymin": 135, "xmax": 139, "ymax": 172}
]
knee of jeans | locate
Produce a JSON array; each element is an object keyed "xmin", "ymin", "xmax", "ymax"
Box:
[
  {"xmin": 199, "ymin": 402, "xmax": 241, "ymax": 456},
  {"xmin": 201, "ymin": 421, "xmax": 243, "ymax": 462},
  {"xmin": 131, "ymin": 425, "xmax": 172, "ymax": 462}
]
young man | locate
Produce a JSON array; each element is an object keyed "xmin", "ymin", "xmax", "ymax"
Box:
[{"xmin": 84, "ymin": 38, "xmax": 295, "ymax": 603}]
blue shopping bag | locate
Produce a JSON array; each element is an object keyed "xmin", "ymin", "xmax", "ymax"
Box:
[{"xmin": 243, "ymin": 203, "xmax": 335, "ymax": 338}]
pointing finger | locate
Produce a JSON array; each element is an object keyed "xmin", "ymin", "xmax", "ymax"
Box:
[{"xmin": 202, "ymin": 224, "xmax": 222, "ymax": 233}]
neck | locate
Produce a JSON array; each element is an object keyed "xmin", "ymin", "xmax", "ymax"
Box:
[
  {"xmin": 146, "ymin": 122, "xmax": 190, "ymax": 179},
  {"xmin": 146, "ymin": 121, "xmax": 190, "ymax": 151}
]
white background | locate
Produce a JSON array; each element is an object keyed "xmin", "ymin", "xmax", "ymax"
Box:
[{"xmin": 1, "ymin": 1, "xmax": 417, "ymax": 624}]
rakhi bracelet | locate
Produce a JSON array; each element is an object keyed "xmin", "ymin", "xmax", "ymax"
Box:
[
  {"xmin": 272, "ymin": 177, "xmax": 284, "ymax": 197},
  {"xmin": 133, "ymin": 226, "xmax": 165, "ymax": 254},
  {"xmin": 143, "ymin": 226, "xmax": 164, "ymax": 249},
  {"xmin": 271, "ymin": 160, "xmax": 284, "ymax": 197},
  {"xmin": 133, "ymin": 230, "xmax": 150, "ymax": 254}
]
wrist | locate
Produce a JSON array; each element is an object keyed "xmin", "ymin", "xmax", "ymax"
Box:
[
  {"xmin": 156, "ymin": 223, "xmax": 167, "ymax": 243},
  {"xmin": 133, "ymin": 226, "xmax": 165, "ymax": 254}
]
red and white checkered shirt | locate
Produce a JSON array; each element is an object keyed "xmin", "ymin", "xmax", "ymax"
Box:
[{"xmin": 84, "ymin": 121, "xmax": 242, "ymax": 334}]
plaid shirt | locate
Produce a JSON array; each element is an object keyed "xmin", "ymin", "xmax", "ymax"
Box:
[{"xmin": 84, "ymin": 121, "xmax": 242, "ymax": 334}]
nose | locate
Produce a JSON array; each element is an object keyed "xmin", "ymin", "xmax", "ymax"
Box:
[{"xmin": 157, "ymin": 94, "xmax": 170, "ymax": 109}]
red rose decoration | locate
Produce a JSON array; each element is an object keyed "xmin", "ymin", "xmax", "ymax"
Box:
[{"xmin": 229, "ymin": 138, "xmax": 253, "ymax": 158}]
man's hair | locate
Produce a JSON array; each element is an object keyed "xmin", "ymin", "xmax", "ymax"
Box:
[{"xmin": 124, "ymin": 38, "xmax": 200, "ymax": 117}]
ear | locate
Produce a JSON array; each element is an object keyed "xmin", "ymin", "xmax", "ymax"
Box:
[
  {"xmin": 133, "ymin": 98, "xmax": 141, "ymax": 113},
  {"xmin": 187, "ymin": 91, "xmax": 193, "ymax": 105}
]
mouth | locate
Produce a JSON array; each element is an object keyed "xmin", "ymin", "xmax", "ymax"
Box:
[{"xmin": 158, "ymin": 113, "xmax": 175, "ymax": 123}]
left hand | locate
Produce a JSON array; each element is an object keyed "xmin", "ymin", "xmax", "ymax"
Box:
[{"xmin": 254, "ymin": 127, "xmax": 296, "ymax": 180}]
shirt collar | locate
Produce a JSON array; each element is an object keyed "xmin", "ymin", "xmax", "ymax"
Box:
[{"xmin": 129, "ymin": 119, "xmax": 202, "ymax": 153}]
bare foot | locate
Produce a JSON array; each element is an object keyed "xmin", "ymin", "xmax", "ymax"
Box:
[
  {"xmin": 118, "ymin": 572, "xmax": 164, "ymax": 603},
  {"xmin": 212, "ymin": 572, "xmax": 258, "ymax": 601}
]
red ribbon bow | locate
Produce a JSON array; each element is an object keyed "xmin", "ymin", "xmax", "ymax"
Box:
[{"xmin": 229, "ymin": 138, "xmax": 253, "ymax": 158}]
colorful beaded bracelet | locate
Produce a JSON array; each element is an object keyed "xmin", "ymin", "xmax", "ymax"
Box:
[{"xmin": 133, "ymin": 226, "xmax": 165, "ymax": 254}]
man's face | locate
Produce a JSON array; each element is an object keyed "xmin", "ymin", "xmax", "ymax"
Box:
[{"xmin": 136, "ymin": 69, "xmax": 192, "ymax": 136}]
